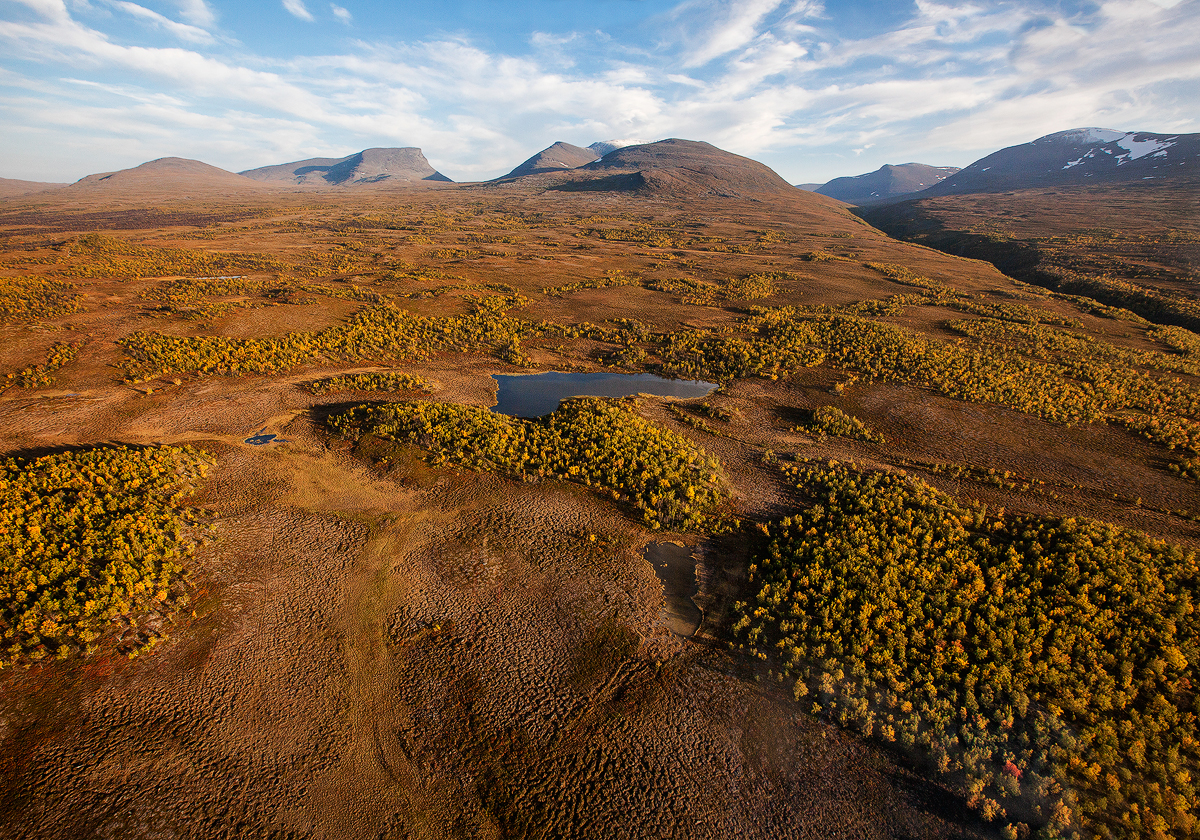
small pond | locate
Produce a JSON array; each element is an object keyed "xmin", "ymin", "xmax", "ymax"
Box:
[
  {"xmin": 245, "ymin": 430, "xmax": 285, "ymax": 445},
  {"xmin": 492, "ymin": 371, "xmax": 717, "ymax": 418},
  {"xmin": 644, "ymin": 541, "xmax": 703, "ymax": 637}
]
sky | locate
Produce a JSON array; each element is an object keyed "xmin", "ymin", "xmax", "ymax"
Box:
[{"xmin": 1, "ymin": 0, "xmax": 1198, "ymax": 184}]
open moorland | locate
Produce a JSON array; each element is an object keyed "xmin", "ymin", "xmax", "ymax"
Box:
[{"xmin": 1, "ymin": 144, "xmax": 1198, "ymax": 839}]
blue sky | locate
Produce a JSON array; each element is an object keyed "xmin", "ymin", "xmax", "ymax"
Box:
[{"xmin": 1, "ymin": 0, "xmax": 1197, "ymax": 183}]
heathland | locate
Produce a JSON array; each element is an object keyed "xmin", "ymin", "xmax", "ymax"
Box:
[{"xmin": 0, "ymin": 141, "xmax": 1197, "ymax": 840}]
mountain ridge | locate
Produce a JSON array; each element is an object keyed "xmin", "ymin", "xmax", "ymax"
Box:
[
  {"xmin": 0, "ymin": 177, "xmax": 68, "ymax": 199},
  {"xmin": 814, "ymin": 163, "xmax": 960, "ymax": 204},
  {"xmin": 558, "ymin": 138, "xmax": 801, "ymax": 199},
  {"xmin": 917, "ymin": 128, "xmax": 1200, "ymax": 196}
]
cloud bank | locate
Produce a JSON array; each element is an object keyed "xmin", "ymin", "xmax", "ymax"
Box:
[{"xmin": 0, "ymin": 0, "xmax": 1197, "ymax": 182}]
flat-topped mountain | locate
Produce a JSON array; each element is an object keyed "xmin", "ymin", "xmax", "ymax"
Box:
[
  {"xmin": 241, "ymin": 148, "xmax": 452, "ymax": 186},
  {"xmin": 502, "ymin": 142, "xmax": 600, "ymax": 179},
  {"xmin": 918, "ymin": 128, "xmax": 1200, "ymax": 196},
  {"xmin": 68, "ymin": 157, "xmax": 270, "ymax": 193},
  {"xmin": 557, "ymin": 139, "xmax": 799, "ymax": 199},
  {"xmin": 814, "ymin": 163, "xmax": 960, "ymax": 204}
]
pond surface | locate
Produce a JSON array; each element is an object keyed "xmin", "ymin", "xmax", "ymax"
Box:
[
  {"xmin": 492, "ymin": 371, "xmax": 717, "ymax": 418},
  {"xmin": 244, "ymin": 430, "xmax": 285, "ymax": 445},
  {"xmin": 644, "ymin": 542, "xmax": 703, "ymax": 637}
]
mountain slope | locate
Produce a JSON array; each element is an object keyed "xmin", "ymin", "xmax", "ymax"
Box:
[
  {"xmin": 241, "ymin": 148, "xmax": 452, "ymax": 185},
  {"xmin": 503, "ymin": 142, "xmax": 599, "ymax": 178},
  {"xmin": 920, "ymin": 128, "xmax": 1200, "ymax": 195},
  {"xmin": 0, "ymin": 177, "xmax": 68, "ymax": 199},
  {"xmin": 815, "ymin": 163, "xmax": 960, "ymax": 204},
  {"xmin": 67, "ymin": 158, "xmax": 270, "ymax": 194},
  {"xmin": 555, "ymin": 139, "xmax": 799, "ymax": 199}
]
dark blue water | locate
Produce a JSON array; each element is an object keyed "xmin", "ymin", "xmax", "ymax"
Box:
[
  {"xmin": 492, "ymin": 371, "xmax": 717, "ymax": 418},
  {"xmin": 245, "ymin": 430, "xmax": 285, "ymax": 445}
]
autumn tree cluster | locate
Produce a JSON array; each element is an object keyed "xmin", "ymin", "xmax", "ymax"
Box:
[
  {"xmin": 330, "ymin": 397, "xmax": 728, "ymax": 530},
  {"xmin": 0, "ymin": 446, "xmax": 211, "ymax": 666},
  {"xmin": 735, "ymin": 459, "xmax": 1199, "ymax": 839},
  {"xmin": 304, "ymin": 371, "xmax": 429, "ymax": 394},
  {"xmin": 0, "ymin": 276, "xmax": 82, "ymax": 323}
]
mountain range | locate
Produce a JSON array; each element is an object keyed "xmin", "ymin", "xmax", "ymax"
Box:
[
  {"xmin": 917, "ymin": 128, "xmax": 1199, "ymax": 196},
  {"xmin": 563, "ymin": 139, "xmax": 799, "ymax": 199},
  {"xmin": 800, "ymin": 128, "xmax": 1198, "ymax": 205},
  {"xmin": 1, "ymin": 127, "xmax": 1196, "ymax": 204},
  {"xmin": 809, "ymin": 163, "xmax": 960, "ymax": 203}
]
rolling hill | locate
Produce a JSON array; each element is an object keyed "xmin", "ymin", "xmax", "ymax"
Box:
[
  {"xmin": 65, "ymin": 157, "xmax": 271, "ymax": 195},
  {"xmin": 0, "ymin": 177, "xmax": 68, "ymax": 199}
]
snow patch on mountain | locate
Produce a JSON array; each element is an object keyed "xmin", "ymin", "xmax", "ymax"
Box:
[
  {"xmin": 1043, "ymin": 128, "xmax": 1125, "ymax": 145},
  {"xmin": 589, "ymin": 139, "xmax": 651, "ymax": 157},
  {"xmin": 1064, "ymin": 149, "xmax": 1097, "ymax": 169},
  {"xmin": 1115, "ymin": 135, "xmax": 1178, "ymax": 162}
]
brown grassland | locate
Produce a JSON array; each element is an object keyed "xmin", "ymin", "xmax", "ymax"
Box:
[{"xmin": 0, "ymin": 165, "xmax": 1198, "ymax": 839}]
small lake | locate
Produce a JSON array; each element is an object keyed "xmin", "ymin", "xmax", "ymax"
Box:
[
  {"xmin": 245, "ymin": 430, "xmax": 285, "ymax": 445},
  {"xmin": 645, "ymin": 542, "xmax": 703, "ymax": 637},
  {"xmin": 492, "ymin": 371, "xmax": 717, "ymax": 418}
]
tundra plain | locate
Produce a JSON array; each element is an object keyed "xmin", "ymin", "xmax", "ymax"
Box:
[{"xmin": 1, "ymin": 152, "xmax": 1197, "ymax": 839}]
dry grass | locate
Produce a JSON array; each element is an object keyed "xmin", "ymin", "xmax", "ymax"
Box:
[{"xmin": 0, "ymin": 176, "xmax": 1195, "ymax": 839}]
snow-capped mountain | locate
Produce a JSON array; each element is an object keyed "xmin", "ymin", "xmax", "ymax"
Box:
[
  {"xmin": 588, "ymin": 139, "xmax": 651, "ymax": 157},
  {"xmin": 919, "ymin": 128, "xmax": 1200, "ymax": 196}
]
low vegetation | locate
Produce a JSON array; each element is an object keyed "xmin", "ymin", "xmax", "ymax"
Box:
[
  {"xmin": 542, "ymin": 270, "xmax": 638, "ymax": 297},
  {"xmin": 61, "ymin": 233, "xmax": 289, "ymax": 279},
  {"xmin": 330, "ymin": 397, "xmax": 729, "ymax": 530},
  {"xmin": 304, "ymin": 371, "xmax": 429, "ymax": 394},
  {"xmin": 0, "ymin": 276, "xmax": 83, "ymax": 322},
  {"xmin": 118, "ymin": 296, "xmax": 538, "ymax": 381},
  {"xmin": 795, "ymin": 405, "xmax": 884, "ymax": 443},
  {"xmin": 5, "ymin": 342, "xmax": 78, "ymax": 388},
  {"xmin": 735, "ymin": 459, "xmax": 1200, "ymax": 839},
  {"xmin": 0, "ymin": 445, "xmax": 211, "ymax": 666},
  {"xmin": 662, "ymin": 294, "xmax": 1200, "ymax": 478}
]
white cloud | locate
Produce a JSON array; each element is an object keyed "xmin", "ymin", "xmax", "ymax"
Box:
[
  {"xmin": 172, "ymin": 0, "xmax": 215, "ymax": 28},
  {"xmin": 675, "ymin": 0, "xmax": 786, "ymax": 67},
  {"xmin": 1, "ymin": 0, "xmax": 1198, "ymax": 183},
  {"xmin": 10, "ymin": 0, "xmax": 73, "ymax": 25},
  {"xmin": 330, "ymin": 3, "xmax": 351, "ymax": 25},
  {"xmin": 282, "ymin": 0, "xmax": 313, "ymax": 22},
  {"xmin": 109, "ymin": 2, "xmax": 213, "ymax": 43}
]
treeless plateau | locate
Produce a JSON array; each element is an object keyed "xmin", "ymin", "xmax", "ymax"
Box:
[{"xmin": 0, "ymin": 159, "xmax": 1197, "ymax": 839}]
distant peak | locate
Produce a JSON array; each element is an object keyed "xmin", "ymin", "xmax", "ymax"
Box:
[
  {"xmin": 1036, "ymin": 128, "xmax": 1126, "ymax": 145},
  {"xmin": 588, "ymin": 139, "xmax": 651, "ymax": 157}
]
